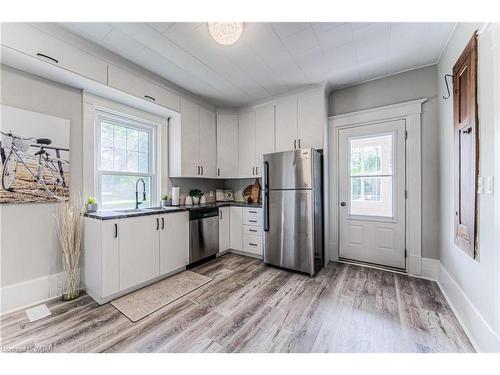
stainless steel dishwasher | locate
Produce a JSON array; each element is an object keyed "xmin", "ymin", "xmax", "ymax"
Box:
[{"xmin": 189, "ymin": 207, "xmax": 219, "ymax": 263}]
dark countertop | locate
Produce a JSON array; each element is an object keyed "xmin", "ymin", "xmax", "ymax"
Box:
[{"xmin": 85, "ymin": 201, "xmax": 262, "ymax": 221}]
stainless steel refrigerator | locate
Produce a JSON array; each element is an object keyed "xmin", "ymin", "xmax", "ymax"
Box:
[{"xmin": 263, "ymin": 148, "xmax": 323, "ymax": 276}]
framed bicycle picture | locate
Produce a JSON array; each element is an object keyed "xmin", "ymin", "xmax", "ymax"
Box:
[{"xmin": 0, "ymin": 105, "xmax": 70, "ymax": 204}]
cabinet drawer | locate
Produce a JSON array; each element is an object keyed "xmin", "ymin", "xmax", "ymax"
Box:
[
  {"xmin": 1, "ymin": 23, "xmax": 108, "ymax": 84},
  {"xmin": 243, "ymin": 234, "xmax": 262, "ymax": 255},
  {"xmin": 243, "ymin": 225, "xmax": 262, "ymax": 236},
  {"xmin": 108, "ymin": 64, "xmax": 181, "ymax": 112},
  {"xmin": 243, "ymin": 207, "xmax": 262, "ymax": 226}
]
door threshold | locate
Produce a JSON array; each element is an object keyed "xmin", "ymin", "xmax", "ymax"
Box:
[{"xmin": 338, "ymin": 257, "xmax": 407, "ymax": 275}]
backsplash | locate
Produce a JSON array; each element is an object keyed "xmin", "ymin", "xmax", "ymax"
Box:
[{"xmin": 224, "ymin": 178, "xmax": 262, "ymax": 202}]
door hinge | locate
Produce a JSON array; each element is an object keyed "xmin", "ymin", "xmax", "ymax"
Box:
[
  {"xmin": 405, "ymin": 190, "xmax": 408, "ymax": 199},
  {"xmin": 405, "ymin": 130, "xmax": 408, "ymax": 139}
]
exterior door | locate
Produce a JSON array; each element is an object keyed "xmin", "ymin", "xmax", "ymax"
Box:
[{"xmin": 338, "ymin": 120, "xmax": 406, "ymax": 269}]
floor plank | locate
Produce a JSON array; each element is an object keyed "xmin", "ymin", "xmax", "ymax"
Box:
[{"xmin": 0, "ymin": 254, "xmax": 475, "ymax": 353}]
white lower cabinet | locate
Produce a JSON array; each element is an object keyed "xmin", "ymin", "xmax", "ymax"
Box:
[
  {"xmin": 229, "ymin": 206, "xmax": 263, "ymax": 258},
  {"xmin": 84, "ymin": 212, "xmax": 189, "ymax": 304},
  {"xmin": 159, "ymin": 212, "xmax": 189, "ymax": 275},
  {"xmin": 219, "ymin": 207, "xmax": 230, "ymax": 252},
  {"xmin": 118, "ymin": 215, "xmax": 160, "ymax": 291},
  {"xmin": 229, "ymin": 207, "xmax": 243, "ymax": 251}
]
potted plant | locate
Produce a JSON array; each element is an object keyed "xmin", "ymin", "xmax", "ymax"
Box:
[
  {"xmin": 161, "ymin": 194, "xmax": 169, "ymax": 207},
  {"xmin": 54, "ymin": 196, "xmax": 84, "ymax": 301},
  {"xmin": 86, "ymin": 196, "xmax": 97, "ymax": 213},
  {"xmin": 189, "ymin": 189, "xmax": 203, "ymax": 204}
]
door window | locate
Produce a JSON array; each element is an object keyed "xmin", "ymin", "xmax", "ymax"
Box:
[{"xmin": 349, "ymin": 133, "xmax": 394, "ymax": 217}]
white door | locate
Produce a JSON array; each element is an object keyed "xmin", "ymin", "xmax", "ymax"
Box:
[
  {"xmin": 275, "ymin": 96, "xmax": 298, "ymax": 152},
  {"xmin": 238, "ymin": 110, "xmax": 256, "ymax": 178},
  {"xmin": 180, "ymin": 98, "xmax": 200, "ymax": 177},
  {"xmin": 159, "ymin": 212, "xmax": 189, "ymax": 275},
  {"xmin": 119, "ymin": 215, "xmax": 160, "ymax": 290},
  {"xmin": 229, "ymin": 206, "xmax": 243, "ymax": 250},
  {"xmin": 254, "ymin": 104, "xmax": 275, "ymax": 177},
  {"xmin": 101, "ymin": 220, "xmax": 120, "ymax": 297},
  {"xmin": 199, "ymin": 106, "xmax": 217, "ymax": 177},
  {"xmin": 218, "ymin": 207, "xmax": 230, "ymax": 252},
  {"xmin": 216, "ymin": 113, "xmax": 239, "ymax": 178},
  {"xmin": 339, "ymin": 120, "xmax": 406, "ymax": 269}
]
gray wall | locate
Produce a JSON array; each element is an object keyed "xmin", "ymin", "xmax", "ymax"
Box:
[
  {"xmin": 437, "ymin": 23, "xmax": 500, "ymax": 343},
  {"xmin": 0, "ymin": 65, "xmax": 83, "ymax": 286},
  {"xmin": 329, "ymin": 65, "xmax": 440, "ymax": 259}
]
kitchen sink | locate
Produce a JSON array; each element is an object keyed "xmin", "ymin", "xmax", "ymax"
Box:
[
  {"xmin": 115, "ymin": 208, "xmax": 147, "ymax": 213},
  {"xmin": 144, "ymin": 206, "xmax": 181, "ymax": 211},
  {"xmin": 115, "ymin": 206, "xmax": 181, "ymax": 214}
]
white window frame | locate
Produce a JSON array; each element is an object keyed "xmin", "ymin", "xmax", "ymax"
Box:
[{"xmin": 95, "ymin": 110, "xmax": 158, "ymax": 209}]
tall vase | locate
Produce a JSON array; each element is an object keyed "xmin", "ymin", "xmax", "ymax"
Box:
[{"xmin": 62, "ymin": 254, "xmax": 80, "ymax": 301}]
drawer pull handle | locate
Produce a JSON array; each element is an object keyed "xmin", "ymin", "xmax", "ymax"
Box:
[
  {"xmin": 144, "ymin": 95, "xmax": 156, "ymax": 101},
  {"xmin": 249, "ymin": 220, "xmax": 257, "ymax": 223},
  {"xmin": 249, "ymin": 229, "xmax": 257, "ymax": 232},
  {"xmin": 248, "ymin": 210, "xmax": 257, "ymax": 213},
  {"xmin": 37, "ymin": 53, "xmax": 58, "ymax": 64},
  {"xmin": 249, "ymin": 243, "xmax": 258, "ymax": 246}
]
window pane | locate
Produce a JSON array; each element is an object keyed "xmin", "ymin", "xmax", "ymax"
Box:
[
  {"xmin": 127, "ymin": 128, "xmax": 139, "ymax": 152},
  {"xmin": 138, "ymin": 131, "xmax": 149, "ymax": 154},
  {"xmin": 101, "ymin": 123, "xmax": 114, "ymax": 148},
  {"xmin": 101, "ymin": 147, "xmax": 114, "ymax": 170},
  {"xmin": 114, "ymin": 149, "xmax": 127, "ymax": 172},
  {"xmin": 126, "ymin": 151, "xmax": 138, "ymax": 173},
  {"xmin": 100, "ymin": 174, "xmax": 151, "ymax": 210},
  {"xmin": 114, "ymin": 125, "xmax": 127, "ymax": 149},
  {"xmin": 138, "ymin": 152, "xmax": 149, "ymax": 174},
  {"xmin": 350, "ymin": 134, "xmax": 392, "ymax": 176},
  {"xmin": 350, "ymin": 176, "xmax": 393, "ymax": 217}
]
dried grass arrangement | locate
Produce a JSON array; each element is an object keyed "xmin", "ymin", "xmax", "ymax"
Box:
[{"xmin": 54, "ymin": 195, "xmax": 85, "ymax": 301}]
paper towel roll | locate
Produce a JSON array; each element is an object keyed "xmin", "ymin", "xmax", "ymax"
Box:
[{"xmin": 171, "ymin": 186, "xmax": 180, "ymax": 206}]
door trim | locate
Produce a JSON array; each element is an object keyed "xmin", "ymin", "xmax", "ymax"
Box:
[{"xmin": 327, "ymin": 98, "xmax": 426, "ymax": 275}]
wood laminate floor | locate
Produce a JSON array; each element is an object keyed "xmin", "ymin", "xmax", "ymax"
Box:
[{"xmin": 0, "ymin": 254, "xmax": 474, "ymax": 353}]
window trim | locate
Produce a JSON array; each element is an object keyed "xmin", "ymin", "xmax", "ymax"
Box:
[{"xmin": 95, "ymin": 109, "xmax": 159, "ymax": 210}]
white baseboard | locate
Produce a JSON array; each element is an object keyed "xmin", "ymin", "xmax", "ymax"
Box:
[
  {"xmin": 0, "ymin": 271, "xmax": 71, "ymax": 315},
  {"xmin": 421, "ymin": 257, "xmax": 440, "ymax": 280},
  {"xmin": 438, "ymin": 263, "xmax": 500, "ymax": 352}
]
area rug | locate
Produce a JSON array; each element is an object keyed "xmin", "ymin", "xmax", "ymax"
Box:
[{"xmin": 111, "ymin": 270, "xmax": 212, "ymax": 322}]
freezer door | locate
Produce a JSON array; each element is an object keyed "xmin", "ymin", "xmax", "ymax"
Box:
[
  {"xmin": 263, "ymin": 149, "xmax": 313, "ymax": 190},
  {"xmin": 264, "ymin": 189, "xmax": 314, "ymax": 275}
]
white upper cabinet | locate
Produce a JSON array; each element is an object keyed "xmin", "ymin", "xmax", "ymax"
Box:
[
  {"xmin": 275, "ymin": 96, "xmax": 298, "ymax": 152},
  {"xmin": 298, "ymin": 89, "xmax": 325, "ymax": 149},
  {"xmin": 199, "ymin": 106, "xmax": 217, "ymax": 177},
  {"xmin": 108, "ymin": 64, "xmax": 181, "ymax": 112},
  {"xmin": 1, "ymin": 23, "xmax": 108, "ymax": 84},
  {"xmin": 238, "ymin": 110, "xmax": 256, "ymax": 178},
  {"xmin": 254, "ymin": 104, "xmax": 275, "ymax": 177},
  {"xmin": 170, "ymin": 97, "xmax": 217, "ymax": 178},
  {"xmin": 216, "ymin": 113, "xmax": 239, "ymax": 178},
  {"xmin": 275, "ymin": 88, "xmax": 325, "ymax": 152}
]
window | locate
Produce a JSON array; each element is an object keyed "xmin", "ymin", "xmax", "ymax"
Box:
[
  {"xmin": 96, "ymin": 112, "xmax": 156, "ymax": 210},
  {"xmin": 349, "ymin": 133, "xmax": 394, "ymax": 217}
]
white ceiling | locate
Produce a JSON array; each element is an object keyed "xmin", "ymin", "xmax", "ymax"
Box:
[{"xmin": 60, "ymin": 22, "xmax": 455, "ymax": 107}]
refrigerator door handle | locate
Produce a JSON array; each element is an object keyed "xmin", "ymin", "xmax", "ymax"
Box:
[{"xmin": 263, "ymin": 160, "xmax": 270, "ymax": 232}]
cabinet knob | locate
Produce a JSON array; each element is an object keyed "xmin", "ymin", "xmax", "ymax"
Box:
[{"xmin": 340, "ymin": 202, "xmax": 346, "ymax": 207}]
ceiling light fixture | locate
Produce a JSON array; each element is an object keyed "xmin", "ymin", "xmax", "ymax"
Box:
[{"xmin": 208, "ymin": 22, "xmax": 243, "ymax": 45}]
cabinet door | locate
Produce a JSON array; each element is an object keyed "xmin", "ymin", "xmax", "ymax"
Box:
[
  {"xmin": 255, "ymin": 104, "xmax": 275, "ymax": 177},
  {"xmin": 118, "ymin": 216, "xmax": 160, "ymax": 291},
  {"xmin": 219, "ymin": 207, "xmax": 230, "ymax": 252},
  {"xmin": 159, "ymin": 212, "xmax": 189, "ymax": 275},
  {"xmin": 1, "ymin": 23, "xmax": 107, "ymax": 84},
  {"xmin": 199, "ymin": 106, "xmax": 217, "ymax": 177},
  {"xmin": 216, "ymin": 113, "xmax": 239, "ymax": 178},
  {"xmin": 238, "ymin": 110, "xmax": 256, "ymax": 178},
  {"xmin": 101, "ymin": 221, "xmax": 120, "ymax": 298},
  {"xmin": 229, "ymin": 207, "xmax": 243, "ymax": 250},
  {"xmin": 298, "ymin": 90, "xmax": 324, "ymax": 149},
  {"xmin": 180, "ymin": 98, "xmax": 201, "ymax": 177},
  {"xmin": 275, "ymin": 96, "xmax": 298, "ymax": 152}
]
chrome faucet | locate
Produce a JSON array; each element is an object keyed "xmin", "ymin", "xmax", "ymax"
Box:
[{"xmin": 135, "ymin": 178, "xmax": 147, "ymax": 209}]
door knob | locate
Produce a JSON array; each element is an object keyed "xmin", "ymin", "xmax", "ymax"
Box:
[{"xmin": 340, "ymin": 202, "xmax": 346, "ymax": 207}]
